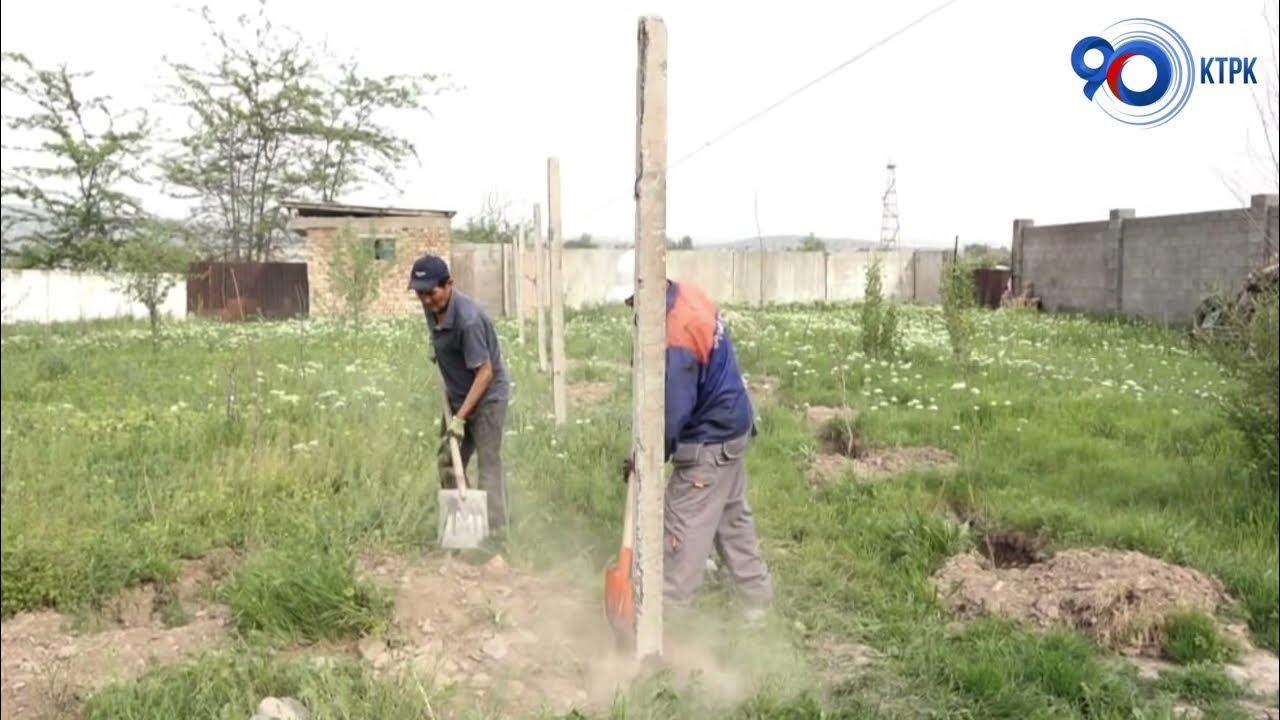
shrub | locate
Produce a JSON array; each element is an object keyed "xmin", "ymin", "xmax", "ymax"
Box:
[
  {"xmin": 940, "ymin": 257, "xmax": 979, "ymax": 372},
  {"xmin": 1200, "ymin": 287, "xmax": 1279, "ymax": 490},
  {"xmin": 860, "ymin": 256, "xmax": 899, "ymax": 360},
  {"xmin": 225, "ymin": 547, "xmax": 391, "ymax": 642},
  {"xmin": 1162, "ymin": 611, "xmax": 1241, "ymax": 665}
]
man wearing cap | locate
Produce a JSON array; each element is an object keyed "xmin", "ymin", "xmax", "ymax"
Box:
[
  {"xmin": 409, "ymin": 254, "xmax": 511, "ymax": 539},
  {"xmin": 609, "ymin": 251, "xmax": 774, "ymax": 619}
]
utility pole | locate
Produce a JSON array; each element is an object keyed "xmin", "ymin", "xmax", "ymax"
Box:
[
  {"xmin": 632, "ymin": 14, "xmax": 668, "ymax": 662},
  {"xmin": 533, "ymin": 203, "xmax": 548, "ymax": 372},
  {"xmin": 515, "ymin": 224, "xmax": 525, "ymax": 344},
  {"xmin": 548, "ymin": 158, "xmax": 568, "ymax": 425}
]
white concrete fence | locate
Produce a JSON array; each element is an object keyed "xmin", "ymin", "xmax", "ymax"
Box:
[{"xmin": 1, "ymin": 269, "xmax": 187, "ymax": 325}]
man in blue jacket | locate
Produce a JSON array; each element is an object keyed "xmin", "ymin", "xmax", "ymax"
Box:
[{"xmin": 611, "ymin": 253, "xmax": 774, "ymax": 617}]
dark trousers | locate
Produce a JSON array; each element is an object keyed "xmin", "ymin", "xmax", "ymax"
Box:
[{"xmin": 437, "ymin": 398, "xmax": 509, "ymax": 533}]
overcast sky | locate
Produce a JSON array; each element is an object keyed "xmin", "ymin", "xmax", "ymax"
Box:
[{"xmin": 2, "ymin": 0, "xmax": 1277, "ymax": 248}]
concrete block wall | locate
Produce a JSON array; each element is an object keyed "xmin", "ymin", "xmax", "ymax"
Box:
[
  {"xmin": 453, "ymin": 244, "xmax": 944, "ymax": 317},
  {"xmin": 1016, "ymin": 220, "xmax": 1111, "ymax": 313},
  {"xmin": 449, "ymin": 244, "xmax": 507, "ymax": 317},
  {"xmin": 1011, "ymin": 194, "xmax": 1279, "ymax": 324},
  {"xmin": 825, "ymin": 250, "xmax": 916, "ymax": 302},
  {"xmin": 1121, "ymin": 210, "xmax": 1253, "ymax": 323},
  {"xmin": 910, "ymin": 250, "xmax": 950, "ymax": 304}
]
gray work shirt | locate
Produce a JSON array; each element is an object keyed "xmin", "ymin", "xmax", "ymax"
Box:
[{"xmin": 425, "ymin": 289, "xmax": 510, "ymax": 411}]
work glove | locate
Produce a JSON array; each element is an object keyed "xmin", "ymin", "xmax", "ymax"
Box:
[{"xmin": 447, "ymin": 415, "xmax": 466, "ymax": 441}]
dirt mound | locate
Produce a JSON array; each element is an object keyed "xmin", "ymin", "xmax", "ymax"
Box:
[
  {"xmin": 0, "ymin": 553, "xmax": 235, "ymax": 720},
  {"xmin": 932, "ymin": 547, "xmax": 1231, "ymax": 653},
  {"xmin": 569, "ymin": 381, "xmax": 614, "ymax": 406},
  {"xmin": 804, "ymin": 405, "xmax": 857, "ymax": 432},
  {"xmin": 355, "ymin": 552, "xmax": 807, "ymax": 717},
  {"xmin": 808, "ymin": 446, "xmax": 957, "ymax": 486},
  {"xmin": 978, "ymin": 530, "xmax": 1047, "ymax": 569}
]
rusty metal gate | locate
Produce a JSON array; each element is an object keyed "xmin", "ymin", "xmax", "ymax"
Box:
[
  {"xmin": 973, "ymin": 267, "xmax": 1011, "ymax": 309},
  {"xmin": 187, "ymin": 262, "xmax": 309, "ymax": 320}
]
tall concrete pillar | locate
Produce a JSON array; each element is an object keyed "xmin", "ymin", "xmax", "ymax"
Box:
[
  {"xmin": 1248, "ymin": 193, "xmax": 1278, "ymax": 263},
  {"xmin": 1105, "ymin": 208, "xmax": 1135, "ymax": 314},
  {"xmin": 1010, "ymin": 218, "xmax": 1034, "ymax": 294}
]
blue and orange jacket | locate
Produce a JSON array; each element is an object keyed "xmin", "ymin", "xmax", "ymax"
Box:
[{"xmin": 664, "ymin": 280, "xmax": 754, "ymax": 459}]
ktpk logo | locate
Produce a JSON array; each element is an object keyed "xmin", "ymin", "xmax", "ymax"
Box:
[{"xmin": 1071, "ymin": 18, "xmax": 1258, "ymax": 127}]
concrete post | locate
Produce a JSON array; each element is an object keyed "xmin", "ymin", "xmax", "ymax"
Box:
[
  {"xmin": 548, "ymin": 158, "xmax": 568, "ymax": 425},
  {"xmin": 534, "ymin": 204, "xmax": 548, "ymax": 373},
  {"xmin": 633, "ymin": 15, "xmax": 668, "ymax": 662},
  {"xmin": 515, "ymin": 225, "xmax": 525, "ymax": 344},
  {"xmin": 1010, "ymin": 218, "xmax": 1034, "ymax": 294},
  {"xmin": 501, "ymin": 241, "xmax": 511, "ymax": 317},
  {"xmin": 1248, "ymin": 193, "xmax": 1279, "ymax": 262},
  {"xmin": 1105, "ymin": 208, "xmax": 1135, "ymax": 314}
]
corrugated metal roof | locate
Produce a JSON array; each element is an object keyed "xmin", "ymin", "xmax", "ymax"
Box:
[{"xmin": 283, "ymin": 200, "xmax": 456, "ymax": 219}]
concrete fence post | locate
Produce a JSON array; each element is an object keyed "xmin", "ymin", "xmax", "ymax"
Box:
[
  {"xmin": 1105, "ymin": 208, "xmax": 1135, "ymax": 314},
  {"xmin": 1248, "ymin": 193, "xmax": 1279, "ymax": 262},
  {"xmin": 1010, "ymin": 218, "xmax": 1035, "ymax": 294}
]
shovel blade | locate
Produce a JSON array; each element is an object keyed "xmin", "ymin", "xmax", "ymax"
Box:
[
  {"xmin": 438, "ymin": 489, "xmax": 490, "ymax": 549},
  {"xmin": 603, "ymin": 547, "xmax": 635, "ymax": 648}
]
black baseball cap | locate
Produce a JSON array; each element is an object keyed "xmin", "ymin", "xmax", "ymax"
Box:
[{"xmin": 408, "ymin": 254, "xmax": 450, "ymax": 291}]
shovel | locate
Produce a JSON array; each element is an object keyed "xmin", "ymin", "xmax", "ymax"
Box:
[
  {"xmin": 436, "ymin": 377, "xmax": 490, "ymax": 550},
  {"xmin": 603, "ymin": 464, "xmax": 637, "ymax": 650}
]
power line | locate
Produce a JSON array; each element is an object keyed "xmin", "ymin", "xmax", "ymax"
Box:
[
  {"xmin": 670, "ymin": 0, "xmax": 961, "ymax": 170},
  {"xmin": 578, "ymin": 0, "xmax": 963, "ymax": 222}
]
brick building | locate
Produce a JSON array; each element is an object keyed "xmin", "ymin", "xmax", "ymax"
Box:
[{"xmin": 285, "ymin": 201, "xmax": 455, "ymax": 318}]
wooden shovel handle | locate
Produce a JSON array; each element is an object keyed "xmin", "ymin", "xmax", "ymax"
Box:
[{"xmin": 438, "ymin": 373, "xmax": 469, "ymax": 494}]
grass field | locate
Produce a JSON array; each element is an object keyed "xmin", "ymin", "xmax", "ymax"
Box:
[{"xmin": 2, "ymin": 299, "xmax": 1276, "ymax": 719}]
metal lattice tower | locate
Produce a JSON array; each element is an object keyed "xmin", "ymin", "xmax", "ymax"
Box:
[{"xmin": 879, "ymin": 162, "xmax": 900, "ymax": 251}]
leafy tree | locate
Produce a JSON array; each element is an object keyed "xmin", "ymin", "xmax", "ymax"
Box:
[
  {"xmin": 565, "ymin": 233, "xmax": 596, "ymax": 248},
  {"xmin": 1, "ymin": 52, "xmax": 150, "ymax": 269},
  {"xmin": 161, "ymin": 5, "xmax": 444, "ymax": 261},
  {"xmin": 860, "ymin": 256, "xmax": 898, "ymax": 359},
  {"xmin": 303, "ymin": 62, "xmax": 438, "ymax": 202},
  {"xmin": 453, "ymin": 191, "xmax": 516, "ymax": 244},
  {"xmin": 798, "ymin": 233, "xmax": 826, "ymax": 253},
  {"xmin": 962, "ymin": 242, "xmax": 1010, "ymax": 268},
  {"xmin": 161, "ymin": 7, "xmax": 319, "ymax": 262},
  {"xmin": 325, "ymin": 222, "xmax": 381, "ymax": 326},
  {"xmin": 114, "ymin": 221, "xmax": 194, "ymax": 344},
  {"xmin": 941, "ymin": 257, "xmax": 980, "ymax": 374}
]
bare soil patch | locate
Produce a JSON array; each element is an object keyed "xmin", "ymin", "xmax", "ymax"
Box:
[
  {"xmin": 932, "ymin": 547, "xmax": 1231, "ymax": 654},
  {"xmin": 803, "ymin": 405, "xmax": 956, "ymax": 486},
  {"xmin": 354, "ymin": 552, "xmax": 807, "ymax": 717},
  {"xmin": 569, "ymin": 381, "xmax": 614, "ymax": 406},
  {"xmin": 745, "ymin": 374, "xmax": 780, "ymax": 403},
  {"xmin": 804, "ymin": 405, "xmax": 857, "ymax": 433},
  {"xmin": 0, "ymin": 553, "xmax": 235, "ymax": 720},
  {"xmin": 807, "ymin": 446, "xmax": 957, "ymax": 486}
]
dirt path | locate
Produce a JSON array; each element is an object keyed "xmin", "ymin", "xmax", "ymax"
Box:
[
  {"xmin": 0, "ymin": 549, "xmax": 810, "ymax": 719},
  {"xmin": 1, "ymin": 554, "xmax": 235, "ymax": 719},
  {"xmin": 353, "ymin": 551, "xmax": 812, "ymax": 717}
]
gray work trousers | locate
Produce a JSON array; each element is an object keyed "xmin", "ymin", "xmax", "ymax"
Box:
[
  {"xmin": 664, "ymin": 432, "xmax": 774, "ymax": 607},
  {"xmin": 437, "ymin": 398, "xmax": 509, "ymax": 533}
]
